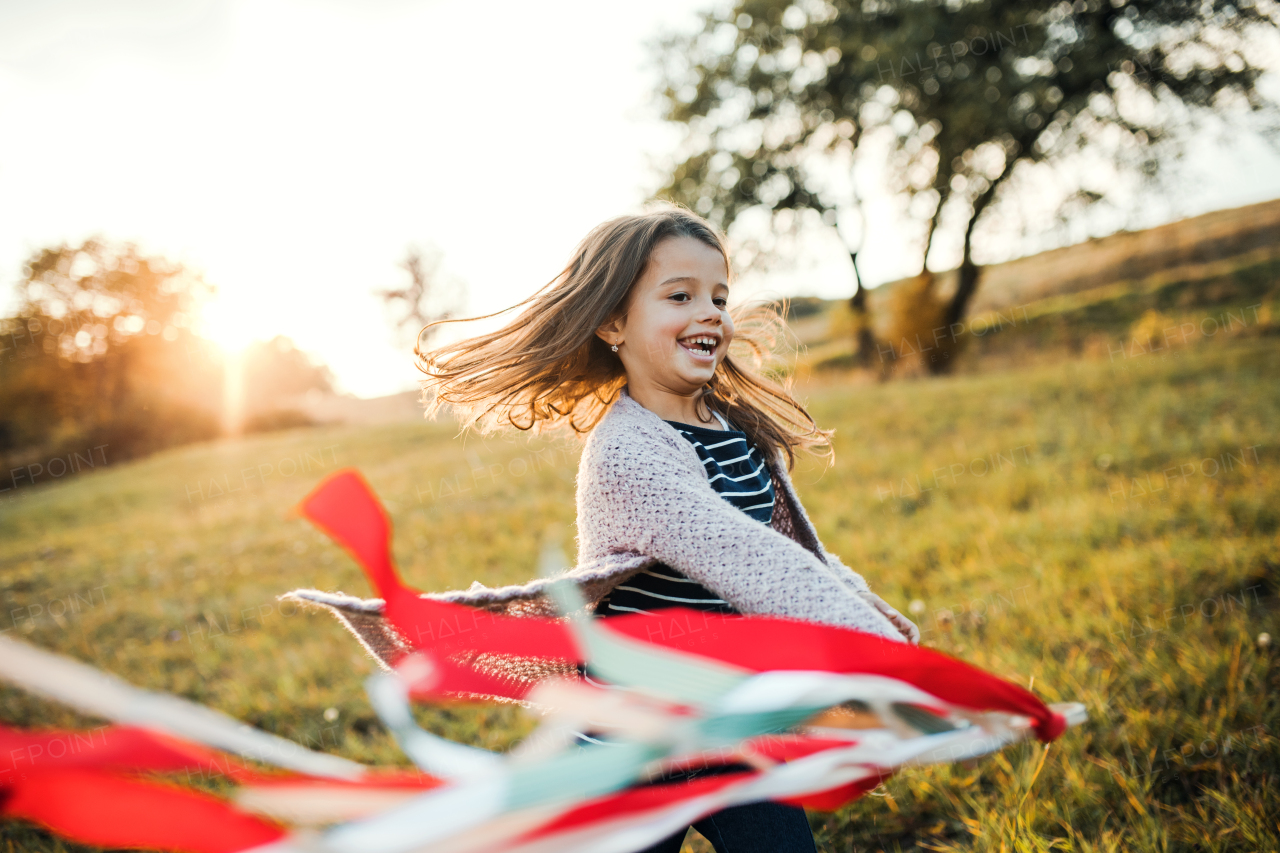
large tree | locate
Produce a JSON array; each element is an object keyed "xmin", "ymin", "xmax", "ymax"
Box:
[
  {"xmin": 650, "ymin": 0, "xmax": 1279, "ymax": 371},
  {"xmin": 0, "ymin": 238, "xmax": 337, "ymax": 467},
  {"xmin": 0, "ymin": 238, "xmax": 221, "ymax": 459}
]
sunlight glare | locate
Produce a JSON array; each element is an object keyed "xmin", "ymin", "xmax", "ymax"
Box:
[
  {"xmin": 199, "ymin": 291, "xmax": 260, "ymax": 438},
  {"xmin": 199, "ymin": 290, "xmax": 263, "ymax": 355}
]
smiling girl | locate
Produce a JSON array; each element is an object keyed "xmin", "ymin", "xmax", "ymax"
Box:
[{"xmin": 412, "ymin": 206, "xmax": 918, "ymax": 853}]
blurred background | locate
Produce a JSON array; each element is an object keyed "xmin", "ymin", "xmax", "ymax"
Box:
[
  {"xmin": 2, "ymin": 2, "xmax": 1278, "ymax": 852},
  {"xmin": 2, "ymin": 0, "xmax": 1278, "ymax": 466}
]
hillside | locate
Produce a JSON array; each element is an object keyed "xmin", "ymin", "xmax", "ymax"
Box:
[
  {"xmin": 876, "ymin": 197, "xmax": 1280, "ymax": 318},
  {"xmin": 789, "ymin": 227, "xmax": 1279, "ymax": 378}
]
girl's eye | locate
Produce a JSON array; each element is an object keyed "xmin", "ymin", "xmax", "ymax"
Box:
[{"xmin": 665, "ymin": 292, "xmax": 727, "ymax": 308}]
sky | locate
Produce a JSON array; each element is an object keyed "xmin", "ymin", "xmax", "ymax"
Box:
[{"xmin": 2, "ymin": 0, "xmax": 1279, "ymax": 398}]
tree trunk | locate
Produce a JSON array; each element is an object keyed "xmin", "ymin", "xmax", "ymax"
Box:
[
  {"xmin": 849, "ymin": 252, "xmax": 875, "ymax": 368},
  {"xmin": 945, "ymin": 255, "xmax": 981, "ymax": 333},
  {"xmin": 924, "ymin": 254, "xmax": 982, "ymax": 377},
  {"xmin": 925, "ymin": 175, "xmax": 1002, "ymax": 375}
]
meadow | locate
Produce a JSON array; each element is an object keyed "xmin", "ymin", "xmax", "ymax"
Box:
[{"xmin": 0, "ymin": 316, "xmax": 1277, "ymax": 850}]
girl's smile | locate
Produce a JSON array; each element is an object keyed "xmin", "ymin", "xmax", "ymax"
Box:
[{"xmin": 677, "ymin": 332, "xmax": 722, "ymax": 361}]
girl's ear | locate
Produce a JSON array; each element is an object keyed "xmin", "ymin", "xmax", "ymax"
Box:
[{"xmin": 595, "ymin": 315, "xmax": 623, "ymax": 346}]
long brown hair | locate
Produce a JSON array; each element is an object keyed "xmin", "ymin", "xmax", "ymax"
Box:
[{"xmin": 414, "ymin": 204, "xmax": 832, "ymax": 468}]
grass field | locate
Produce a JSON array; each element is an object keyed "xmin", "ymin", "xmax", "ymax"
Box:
[{"xmin": 1, "ymin": 330, "xmax": 1277, "ymax": 850}]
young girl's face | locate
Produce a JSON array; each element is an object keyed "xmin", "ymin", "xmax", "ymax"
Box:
[{"xmin": 598, "ymin": 235, "xmax": 734, "ymax": 396}]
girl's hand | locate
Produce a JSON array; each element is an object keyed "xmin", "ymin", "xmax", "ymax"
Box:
[{"xmin": 857, "ymin": 592, "xmax": 920, "ymax": 644}]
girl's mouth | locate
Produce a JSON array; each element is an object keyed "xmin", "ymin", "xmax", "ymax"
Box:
[{"xmin": 678, "ymin": 335, "xmax": 719, "ymax": 359}]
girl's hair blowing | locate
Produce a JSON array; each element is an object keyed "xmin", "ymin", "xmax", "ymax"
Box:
[{"xmin": 414, "ymin": 205, "xmax": 831, "ymax": 468}]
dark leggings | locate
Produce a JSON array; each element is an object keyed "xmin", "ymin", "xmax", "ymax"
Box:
[
  {"xmin": 634, "ymin": 799, "xmax": 818, "ymax": 853},
  {"xmin": 590, "ymin": 600, "xmax": 816, "ymax": 852}
]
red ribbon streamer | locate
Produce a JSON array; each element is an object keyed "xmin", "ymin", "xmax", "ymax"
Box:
[
  {"xmin": 2, "ymin": 767, "xmax": 285, "ymax": 853},
  {"xmin": 296, "ymin": 469, "xmax": 1067, "ymax": 742}
]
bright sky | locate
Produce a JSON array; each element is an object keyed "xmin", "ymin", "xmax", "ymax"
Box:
[{"xmin": 3, "ymin": 0, "xmax": 1279, "ymax": 397}]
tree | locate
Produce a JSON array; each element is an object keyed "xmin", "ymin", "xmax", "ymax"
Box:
[
  {"xmin": 377, "ymin": 244, "xmax": 466, "ymax": 352},
  {"xmin": 240, "ymin": 335, "xmax": 334, "ymax": 416},
  {"xmin": 1, "ymin": 239, "xmax": 343, "ymax": 470},
  {"xmin": 650, "ymin": 0, "xmax": 1280, "ymax": 372},
  {"xmin": 12, "ymin": 236, "xmax": 211, "ymax": 361},
  {"xmin": 0, "ymin": 237, "xmax": 222, "ymax": 461},
  {"xmin": 840, "ymin": 175, "xmax": 883, "ymax": 370}
]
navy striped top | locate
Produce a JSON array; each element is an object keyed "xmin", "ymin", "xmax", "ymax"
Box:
[
  {"xmin": 577, "ymin": 411, "xmax": 778, "ymax": 756},
  {"xmin": 594, "ymin": 410, "xmax": 775, "ymax": 619}
]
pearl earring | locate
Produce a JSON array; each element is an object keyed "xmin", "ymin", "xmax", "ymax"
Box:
[{"xmin": 611, "ymin": 343, "xmax": 619, "ymax": 352}]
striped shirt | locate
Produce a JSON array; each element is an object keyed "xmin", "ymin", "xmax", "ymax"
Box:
[
  {"xmin": 594, "ymin": 410, "xmax": 775, "ymax": 619},
  {"xmin": 580, "ymin": 411, "xmax": 777, "ymax": 758}
]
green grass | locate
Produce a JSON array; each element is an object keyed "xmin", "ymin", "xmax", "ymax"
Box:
[{"xmin": 1, "ymin": 336, "xmax": 1277, "ymax": 853}]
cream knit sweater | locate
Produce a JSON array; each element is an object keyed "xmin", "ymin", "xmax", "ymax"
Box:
[{"xmin": 284, "ymin": 387, "xmax": 904, "ymax": 667}]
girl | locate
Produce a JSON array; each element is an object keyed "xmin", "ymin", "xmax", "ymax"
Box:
[{"xmin": 409, "ymin": 205, "xmax": 920, "ymax": 853}]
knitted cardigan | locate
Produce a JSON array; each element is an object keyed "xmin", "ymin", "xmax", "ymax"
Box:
[{"xmin": 283, "ymin": 387, "xmax": 904, "ymax": 671}]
